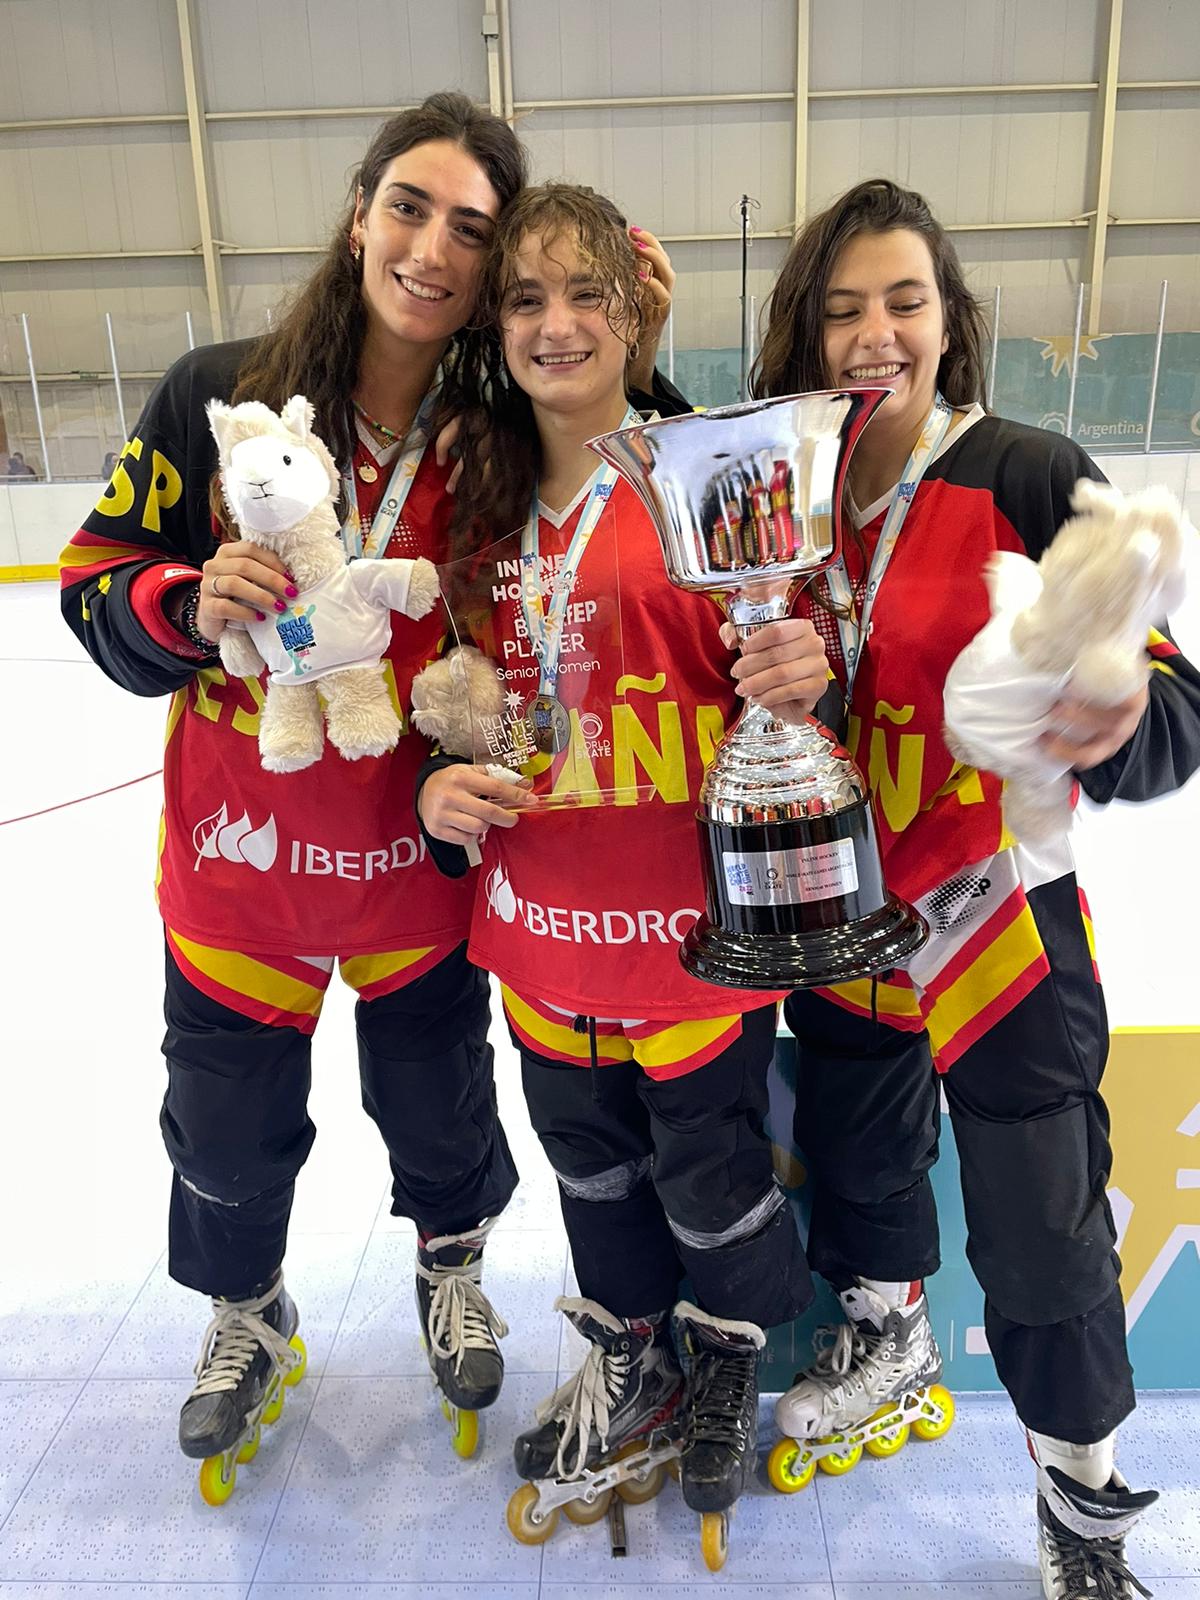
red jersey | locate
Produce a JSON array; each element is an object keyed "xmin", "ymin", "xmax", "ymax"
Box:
[
  {"xmin": 59, "ymin": 340, "xmax": 474, "ymax": 955},
  {"xmin": 465, "ymin": 475, "xmax": 784, "ymax": 1020}
]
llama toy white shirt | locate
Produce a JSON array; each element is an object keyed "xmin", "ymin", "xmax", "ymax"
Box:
[{"xmin": 248, "ymin": 560, "xmax": 428, "ymax": 686}]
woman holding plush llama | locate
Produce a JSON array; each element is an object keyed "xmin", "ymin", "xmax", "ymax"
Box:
[
  {"xmin": 752, "ymin": 178, "xmax": 1200, "ymax": 1598},
  {"xmin": 416, "ymin": 184, "xmax": 828, "ymax": 1567},
  {"xmin": 58, "ymin": 94, "xmax": 677, "ymax": 1503}
]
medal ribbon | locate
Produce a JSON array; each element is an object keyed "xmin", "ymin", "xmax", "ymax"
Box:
[
  {"xmin": 826, "ymin": 394, "xmax": 953, "ymax": 701},
  {"xmin": 520, "ymin": 405, "xmax": 638, "ymax": 699},
  {"xmin": 339, "ymin": 388, "xmax": 438, "ymax": 560}
]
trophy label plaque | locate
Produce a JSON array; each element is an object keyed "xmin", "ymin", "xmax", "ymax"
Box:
[{"xmin": 722, "ymin": 836, "xmax": 859, "ymax": 908}]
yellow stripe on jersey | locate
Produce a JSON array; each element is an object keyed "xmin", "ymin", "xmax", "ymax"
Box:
[
  {"xmin": 339, "ymin": 946, "xmax": 436, "ymax": 991},
  {"xmin": 632, "ymin": 1013, "xmax": 742, "ymax": 1072},
  {"xmin": 57, "ymin": 540, "xmax": 151, "ymax": 570},
  {"xmin": 501, "ymin": 986, "xmax": 632, "ymax": 1062},
  {"xmin": 1082, "ymin": 908, "xmax": 1097, "ymax": 964},
  {"xmin": 924, "ymin": 900, "xmax": 1044, "ymax": 1058},
  {"xmin": 824, "ymin": 973, "xmax": 923, "ymax": 1021},
  {"xmin": 171, "ymin": 932, "xmax": 326, "ymax": 1019}
]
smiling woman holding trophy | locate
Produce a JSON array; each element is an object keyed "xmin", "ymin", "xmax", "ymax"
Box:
[{"xmin": 415, "ymin": 182, "xmax": 832, "ymax": 1571}]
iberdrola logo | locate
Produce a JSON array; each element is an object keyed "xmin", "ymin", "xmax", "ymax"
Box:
[
  {"xmin": 484, "ymin": 862, "xmax": 517, "ymax": 922},
  {"xmin": 192, "ymin": 802, "xmax": 278, "ymax": 872}
]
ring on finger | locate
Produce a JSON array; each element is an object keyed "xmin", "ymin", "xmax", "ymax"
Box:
[{"xmin": 211, "ymin": 573, "xmax": 224, "ymax": 599}]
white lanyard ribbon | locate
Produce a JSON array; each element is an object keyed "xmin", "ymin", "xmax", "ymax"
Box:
[
  {"xmin": 339, "ymin": 389, "xmax": 437, "ymax": 560},
  {"xmin": 520, "ymin": 405, "xmax": 637, "ymax": 699},
  {"xmin": 826, "ymin": 394, "xmax": 953, "ymax": 700}
]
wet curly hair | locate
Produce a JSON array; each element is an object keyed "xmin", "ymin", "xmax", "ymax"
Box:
[{"xmin": 451, "ymin": 182, "xmax": 652, "ymax": 544}]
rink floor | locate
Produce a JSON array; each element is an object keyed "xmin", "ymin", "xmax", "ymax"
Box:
[{"xmin": 1, "ymin": 579, "xmax": 1198, "ymax": 1599}]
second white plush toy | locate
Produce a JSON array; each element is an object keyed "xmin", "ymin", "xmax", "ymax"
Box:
[
  {"xmin": 942, "ymin": 477, "xmax": 1192, "ymax": 843},
  {"xmin": 208, "ymin": 394, "xmax": 440, "ymax": 774}
]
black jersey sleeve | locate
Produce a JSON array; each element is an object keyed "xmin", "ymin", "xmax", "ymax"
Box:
[
  {"xmin": 987, "ymin": 421, "xmax": 1200, "ymax": 803},
  {"xmin": 58, "ymin": 342, "xmax": 249, "ymax": 697}
]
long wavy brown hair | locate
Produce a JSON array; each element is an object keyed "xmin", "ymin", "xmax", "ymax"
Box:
[
  {"xmin": 450, "ymin": 183, "xmax": 651, "ymax": 544},
  {"xmin": 751, "ymin": 178, "xmax": 988, "ymax": 407},
  {"xmin": 229, "ymin": 92, "xmax": 527, "ymax": 474}
]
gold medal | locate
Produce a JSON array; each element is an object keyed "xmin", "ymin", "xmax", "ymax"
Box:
[{"xmin": 358, "ymin": 461, "xmax": 378, "ymax": 484}]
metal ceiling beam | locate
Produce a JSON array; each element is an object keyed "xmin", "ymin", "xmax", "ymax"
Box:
[
  {"xmin": 175, "ymin": 0, "xmax": 225, "ymax": 340},
  {"xmin": 793, "ymin": 0, "xmax": 809, "ymax": 229},
  {"xmin": 1085, "ymin": 0, "xmax": 1124, "ymax": 335}
]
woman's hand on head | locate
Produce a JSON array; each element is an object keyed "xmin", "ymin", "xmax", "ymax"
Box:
[
  {"xmin": 195, "ymin": 542, "xmax": 293, "ymax": 642},
  {"xmin": 721, "ymin": 618, "xmax": 830, "ymax": 725},
  {"xmin": 627, "ymin": 226, "xmax": 676, "ymax": 393},
  {"xmin": 1038, "ymin": 683, "xmax": 1149, "ymax": 771},
  {"xmin": 418, "ymin": 764, "xmax": 536, "ymax": 849}
]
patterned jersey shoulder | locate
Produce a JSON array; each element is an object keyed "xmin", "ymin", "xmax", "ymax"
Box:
[{"xmin": 926, "ymin": 414, "xmax": 1106, "ymax": 562}]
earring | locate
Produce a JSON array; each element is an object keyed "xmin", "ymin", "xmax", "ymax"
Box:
[
  {"xmin": 349, "ymin": 233, "xmax": 362, "ymax": 264},
  {"xmin": 627, "ymin": 340, "xmax": 640, "ymax": 362}
]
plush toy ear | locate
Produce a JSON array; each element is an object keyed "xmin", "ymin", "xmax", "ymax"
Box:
[
  {"xmin": 207, "ymin": 400, "xmax": 237, "ymax": 465},
  {"xmin": 280, "ymin": 395, "xmax": 314, "ymax": 444}
]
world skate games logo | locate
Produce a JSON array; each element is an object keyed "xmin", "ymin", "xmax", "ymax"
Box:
[
  {"xmin": 191, "ymin": 800, "xmax": 426, "ymax": 879},
  {"xmin": 484, "ymin": 862, "xmax": 699, "ymax": 945}
]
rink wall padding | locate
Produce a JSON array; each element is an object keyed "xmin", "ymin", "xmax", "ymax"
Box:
[{"xmin": 762, "ymin": 1026, "xmax": 1200, "ymax": 1394}]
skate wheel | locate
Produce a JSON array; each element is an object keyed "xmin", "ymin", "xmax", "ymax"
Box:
[
  {"xmin": 767, "ymin": 1436, "xmax": 816, "ymax": 1494},
  {"xmin": 616, "ymin": 1463, "xmax": 665, "ymax": 1505},
  {"xmin": 506, "ymin": 1482, "xmax": 559, "ymax": 1545},
  {"xmin": 236, "ymin": 1425, "xmax": 261, "ymax": 1464},
  {"xmin": 700, "ymin": 1511, "xmax": 728, "ymax": 1573},
  {"xmin": 913, "ymin": 1384, "xmax": 955, "ymax": 1442},
  {"xmin": 864, "ymin": 1404, "xmax": 910, "ymax": 1458},
  {"xmin": 816, "ymin": 1437, "xmax": 862, "ymax": 1476},
  {"xmin": 450, "ymin": 1407, "xmax": 479, "ymax": 1460},
  {"xmin": 261, "ymin": 1381, "xmax": 285, "ymax": 1427},
  {"xmin": 284, "ymin": 1335, "xmax": 307, "ymax": 1387},
  {"xmin": 198, "ymin": 1452, "xmax": 237, "ymax": 1507},
  {"xmin": 563, "ymin": 1488, "xmax": 612, "ymax": 1524}
]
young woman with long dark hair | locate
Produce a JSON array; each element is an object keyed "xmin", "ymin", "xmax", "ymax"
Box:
[
  {"xmin": 58, "ymin": 95, "xmax": 682, "ymax": 1502},
  {"xmin": 754, "ymin": 178, "xmax": 1200, "ymax": 1597}
]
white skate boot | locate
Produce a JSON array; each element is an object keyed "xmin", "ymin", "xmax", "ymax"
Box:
[
  {"xmin": 1031, "ymin": 1430, "xmax": 1157, "ymax": 1598},
  {"xmin": 768, "ymin": 1281, "xmax": 953, "ymax": 1492}
]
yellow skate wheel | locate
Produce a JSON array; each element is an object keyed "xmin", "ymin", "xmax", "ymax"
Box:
[
  {"xmin": 563, "ymin": 1488, "xmax": 613, "ymax": 1524},
  {"xmin": 506, "ymin": 1482, "xmax": 559, "ymax": 1545},
  {"xmin": 236, "ymin": 1424, "xmax": 261, "ymax": 1464},
  {"xmin": 284, "ymin": 1335, "xmax": 307, "ymax": 1386},
  {"xmin": 450, "ymin": 1407, "xmax": 479, "ymax": 1460},
  {"xmin": 913, "ymin": 1384, "xmax": 955, "ymax": 1442},
  {"xmin": 864, "ymin": 1404, "xmax": 910, "ymax": 1459},
  {"xmin": 767, "ymin": 1436, "xmax": 817, "ymax": 1494},
  {"xmin": 198, "ymin": 1452, "xmax": 237, "ymax": 1507},
  {"xmin": 617, "ymin": 1464, "xmax": 665, "ymax": 1505},
  {"xmin": 614, "ymin": 1439, "xmax": 666, "ymax": 1504},
  {"xmin": 700, "ymin": 1511, "xmax": 728, "ymax": 1573},
  {"xmin": 261, "ymin": 1380, "xmax": 285, "ymax": 1427},
  {"xmin": 816, "ymin": 1437, "xmax": 862, "ymax": 1476}
]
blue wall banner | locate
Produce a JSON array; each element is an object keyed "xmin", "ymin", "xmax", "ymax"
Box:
[{"xmin": 761, "ymin": 1028, "xmax": 1200, "ymax": 1393}]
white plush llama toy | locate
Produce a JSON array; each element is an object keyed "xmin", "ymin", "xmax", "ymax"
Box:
[
  {"xmin": 943, "ymin": 477, "xmax": 1192, "ymax": 843},
  {"xmin": 208, "ymin": 394, "xmax": 440, "ymax": 774}
]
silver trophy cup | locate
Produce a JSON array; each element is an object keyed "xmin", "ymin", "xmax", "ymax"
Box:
[{"xmin": 586, "ymin": 389, "xmax": 927, "ymax": 988}]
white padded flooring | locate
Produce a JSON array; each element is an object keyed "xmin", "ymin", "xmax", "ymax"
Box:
[{"xmin": 1, "ymin": 581, "xmax": 1197, "ymax": 1597}]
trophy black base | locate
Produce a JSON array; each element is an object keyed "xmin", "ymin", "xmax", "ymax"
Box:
[{"xmin": 681, "ymin": 896, "xmax": 928, "ymax": 990}]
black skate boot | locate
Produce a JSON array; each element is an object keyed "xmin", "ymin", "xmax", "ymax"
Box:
[
  {"xmin": 673, "ymin": 1300, "xmax": 764, "ymax": 1513},
  {"xmin": 506, "ymin": 1297, "xmax": 683, "ymax": 1548},
  {"xmin": 1036, "ymin": 1463, "xmax": 1158, "ymax": 1599},
  {"xmin": 179, "ymin": 1275, "xmax": 306, "ymax": 1505},
  {"xmin": 415, "ymin": 1217, "xmax": 507, "ymax": 1457}
]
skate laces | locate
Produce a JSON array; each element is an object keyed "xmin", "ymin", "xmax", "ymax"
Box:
[
  {"xmin": 535, "ymin": 1337, "xmax": 634, "ymax": 1481},
  {"xmin": 191, "ymin": 1284, "xmax": 297, "ymax": 1398},
  {"xmin": 1044, "ymin": 1517, "xmax": 1152, "ymax": 1599},
  {"xmin": 685, "ymin": 1345, "xmax": 756, "ymax": 1450},
  {"xmin": 417, "ymin": 1258, "xmax": 509, "ymax": 1373}
]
